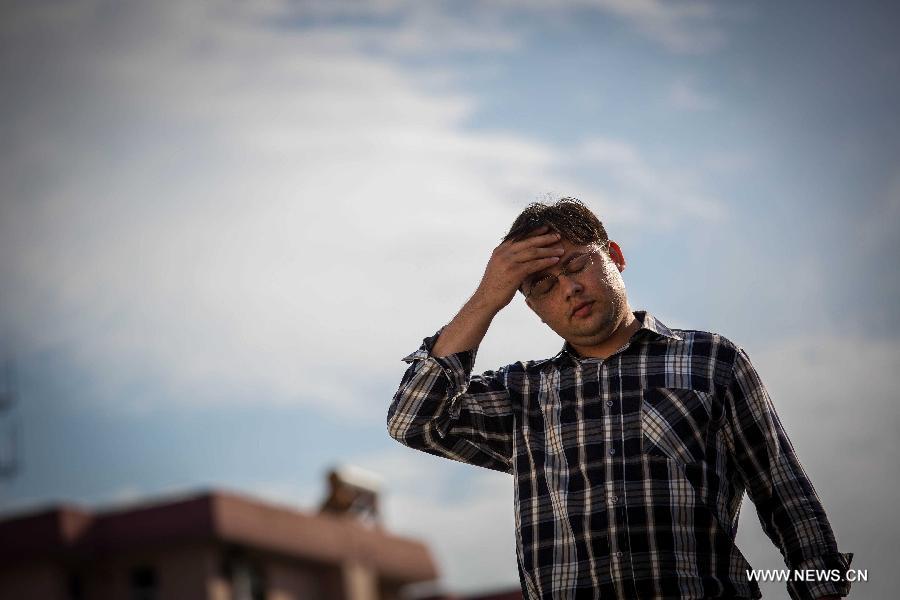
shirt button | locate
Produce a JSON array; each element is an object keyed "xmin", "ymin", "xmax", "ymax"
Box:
[
  {"xmin": 615, "ymin": 551, "xmax": 623, "ymax": 558},
  {"xmin": 608, "ymin": 448, "xmax": 616, "ymax": 455},
  {"xmin": 610, "ymin": 495, "xmax": 618, "ymax": 504},
  {"xmin": 605, "ymin": 400, "xmax": 613, "ymax": 407}
]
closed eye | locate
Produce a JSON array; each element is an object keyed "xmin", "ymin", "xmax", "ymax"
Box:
[{"xmin": 530, "ymin": 275, "xmax": 557, "ymax": 296}]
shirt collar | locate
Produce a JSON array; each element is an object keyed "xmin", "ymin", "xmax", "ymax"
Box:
[
  {"xmin": 541, "ymin": 310, "xmax": 682, "ymax": 368},
  {"xmin": 635, "ymin": 310, "xmax": 682, "ymax": 342}
]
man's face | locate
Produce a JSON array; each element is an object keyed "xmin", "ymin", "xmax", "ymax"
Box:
[{"xmin": 523, "ymin": 237, "xmax": 630, "ymax": 348}]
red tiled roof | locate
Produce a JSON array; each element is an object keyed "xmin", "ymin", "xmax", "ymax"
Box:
[{"xmin": 0, "ymin": 488, "xmax": 437, "ymax": 583}]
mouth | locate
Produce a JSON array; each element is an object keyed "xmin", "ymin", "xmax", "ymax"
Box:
[{"xmin": 571, "ymin": 301, "xmax": 594, "ymax": 318}]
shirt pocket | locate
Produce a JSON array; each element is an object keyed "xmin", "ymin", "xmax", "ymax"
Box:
[{"xmin": 640, "ymin": 387, "xmax": 714, "ymax": 465}]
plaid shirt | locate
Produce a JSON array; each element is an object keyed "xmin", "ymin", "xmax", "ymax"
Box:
[{"xmin": 387, "ymin": 311, "xmax": 853, "ymax": 600}]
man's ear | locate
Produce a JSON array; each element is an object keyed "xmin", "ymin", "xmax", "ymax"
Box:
[{"xmin": 607, "ymin": 240, "xmax": 626, "ymax": 272}]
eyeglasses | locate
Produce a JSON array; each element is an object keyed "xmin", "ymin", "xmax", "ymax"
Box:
[{"xmin": 525, "ymin": 247, "xmax": 603, "ymax": 300}]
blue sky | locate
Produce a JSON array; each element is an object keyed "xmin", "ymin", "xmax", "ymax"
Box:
[{"xmin": 1, "ymin": 1, "xmax": 898, "ymax": 597}]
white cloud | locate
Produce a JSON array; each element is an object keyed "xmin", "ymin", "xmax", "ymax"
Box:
[
  {"xmin": 587, "ymin": 0, "xmax": 725, "ymax": 54},
  {"xmin": 227, "ymin": 0, "xmax": 525, "ymax": 56},
  {"xmin": 667, "ymin": 77, "xmax": 718, "ymax": 111},
  {"xmin": 852, "ymin": 170, "xmax": 900, "ymax": 256},
  {"xmin": 574, "ymin": 137, "xmax": 725, "ymax": 224},
  {"xmin": 213, "ymin": 0, "xmax": 728, "ymax": 57},
  {"xmin": 245, "ymin": 479, "xmax": 324, "ymax": 513},
  {"xmin": 0, "ymin": 0, "xmax": 727, "ymax": 424},
  {"xmin": 747, "ymin": 335, "xmax": 900, "ymax": 470},
  {"xmin": 0, "ymin": 0, "xmax": 570, "ymax": 419}
]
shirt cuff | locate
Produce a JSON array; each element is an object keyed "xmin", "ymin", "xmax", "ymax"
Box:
[
  {"xmin": 401, "ymin": 329, "xmax": 478, "ymax": 416},
  {"xmin": 787, "ymin": 551, "xmax": 855, "ymax": 600}
]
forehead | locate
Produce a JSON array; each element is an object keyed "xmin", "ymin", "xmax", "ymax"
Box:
[{"xmin": 555, "ymin": 238, "xmax": 590, "ymax": 254}]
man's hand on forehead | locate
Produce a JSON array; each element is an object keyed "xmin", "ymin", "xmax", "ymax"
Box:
[
  {"xmin": 426, "ymin": 224, "xmax": 564, "ymax": 357},
  {"xmin": 472, "ymin": 224, "xmax": 566, "ymax": 313}
]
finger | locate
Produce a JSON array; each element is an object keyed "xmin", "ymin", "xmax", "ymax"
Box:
[
  {"xmin": 521, "ymin": 255, "xmax": 561, "ymax": 274},
  {"xmin": 513, "ymin": 244, "xmax": 565, "ymax": 263},
  {"xmin": 511, "ymin": 230, "xmax": 561, "ymax": 250}
]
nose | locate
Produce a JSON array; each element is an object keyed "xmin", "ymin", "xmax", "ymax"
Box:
[{"xmin": 559, "ymin": 272, "xmax": 583, "ymax": 299}]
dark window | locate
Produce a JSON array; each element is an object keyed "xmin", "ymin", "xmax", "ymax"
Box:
[
  {"xmin": 223, "ymin": 552, "xmax": 266, "ymax": 600},
  {"xmin": 231, "ymin": 561, "xmax": 266, "ymax": 600},
  {"xmin": 67, "ymin": 573, "xmax": 83, "ymax": 600},
  {"xmin": 130, "ymin": 566, "xmax": 158, "ymax": 600}
]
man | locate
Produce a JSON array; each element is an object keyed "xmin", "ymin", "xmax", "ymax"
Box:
[{"xmin": 387, "ymin": 198, "xmax": 853, "ymax": 600}]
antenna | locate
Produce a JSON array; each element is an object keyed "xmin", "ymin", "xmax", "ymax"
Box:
[
  {"xmin": 318, "ymin": 464, "xmax": 382, "ymax": 526},
  {"xmin": 0, "ymin": 357, "xmax": 21, "ymax": 479}
]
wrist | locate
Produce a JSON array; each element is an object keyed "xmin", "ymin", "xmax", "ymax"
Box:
[{"xmin": 469, "ymin": 287, "xmax": 508, "ymax": 315}]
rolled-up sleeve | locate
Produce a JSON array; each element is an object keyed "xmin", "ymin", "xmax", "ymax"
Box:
[
  {"xmin": 387, "ymin": 329, "xmax": 515, "ymax": 474},
  {"xmin": 723, "ymin": 347, "xmax": 854, "ymax": 600}
]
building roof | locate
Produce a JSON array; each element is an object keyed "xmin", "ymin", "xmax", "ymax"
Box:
[{"xmin": 0, "ymin": 488, "xmax": 437, "ymax": 583}]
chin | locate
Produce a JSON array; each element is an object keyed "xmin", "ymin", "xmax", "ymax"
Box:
[{"xmin": 578, "ymin": 318, "xmax": 615, "ymax": 340}]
